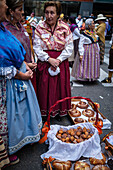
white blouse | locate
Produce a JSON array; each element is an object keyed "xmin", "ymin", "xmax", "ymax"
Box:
[
  {"xmin": 33, "ymin": 34, "xmax": 74, "ymax": 63},
  {"xmin": 0, "ymin": 66, "xmax": 17, "ymax": 79},
  {"xmin": 79, "ymin": 34, "xmax": 100, "ymax": 56},
  {"xmin": 72, "ymin": 27, "xmax": 81, "ymax": 40}
]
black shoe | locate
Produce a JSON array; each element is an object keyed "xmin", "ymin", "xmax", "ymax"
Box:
[
  {"xmin": 70, "ymin": 81, "xmax": 73, "ymax": 87},
  {"xmin": 69, "ymin": 61, "xmax": 74, "ymax": 68},
  {"xmin": 100, "ymin": 61, "xmax": 103, "ymax": 65},
  {"xmin": 101, "ymin": 77, "xmax": 111, "ymax": 83}
]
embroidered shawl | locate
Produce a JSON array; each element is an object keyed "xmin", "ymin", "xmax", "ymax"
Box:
[
  {"xmin": 3, "ymin": 20, "xmax": 31, "ymax": 63},
  {"xmin": 82, "ymin": 30, "xmax": 98, "ymax": 43},
  {"xmin": 0, "ymin": 23, "xmax": 25, "ymax": 69},
  {"xmin": 35, "ymin": 19, "xmax": 72, "ymax": 51}
]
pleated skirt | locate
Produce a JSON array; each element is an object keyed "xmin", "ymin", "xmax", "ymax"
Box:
[
  {"xmin": 36, "ymin": 51, "xmax": 71, "ymax": 117},
  {"xmin": 71, "ymin": 43, "xmax": 100, "ymax": 81}
]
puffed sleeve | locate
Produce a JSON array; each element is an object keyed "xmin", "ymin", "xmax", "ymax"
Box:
[
  {"xmin": 78, "ymin": 34, "xmax": 85, "ymax": 56},
  {"xmin": 73, "ymin": 28, "xmax": 81, "ymax": 38},
  {"xmin": 33, "ymin": 31, "xmax": 50, "ymax": 62},
  {"xmin": 57, "ymin": 30, "xmax": 74, "ymax": 62},
  {"xmin": 0, "ymin": 66, "xmax": 17, "ymax": 79}
]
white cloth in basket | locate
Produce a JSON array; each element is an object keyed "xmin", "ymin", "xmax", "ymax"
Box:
[{"xmin": 41, "ymin": 123, "xmax": 103, "ymax": 161}]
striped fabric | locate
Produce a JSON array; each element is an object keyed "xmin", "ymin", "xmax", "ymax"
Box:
[
  {"xmin": 72, "ymin": 43, "xmax": 100, "ymax": 81},
  {"xmin": 0, "ymin": 136, "xmax": 10, "ymax": 169}
]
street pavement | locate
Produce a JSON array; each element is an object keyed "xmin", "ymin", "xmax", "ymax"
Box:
[{"xmin": 5, "ymin": 41, "xmax": 113, "ymax": 170}]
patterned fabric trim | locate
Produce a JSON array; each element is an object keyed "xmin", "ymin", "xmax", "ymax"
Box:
[
  {"xmin": 0, "ymin": 136, "xmax": 10, "ymax": 169},
  {"xmin": 9, "ymin": 133, "xmax": 41, "ymax": 155},
  {"xmin": 82, "ymin": 30, "xmax": 98, "ymax": 43},
  {"xmin": 38, "ymin": 121, "xmax": 42, "ymax": 135},
  {"xmin": 38, "ymin": 121, "xmax": 42, "ymax": 130},
  {"xmin": 0, "ymin": 78, "xmax": 8, "ymax": 150},
  {"xmin": 35, "ymin": 19, "xmax": 72, "ymax": 51},
  {"xmin": 41, "ymin": 109, "xmax": 69, "ymax": 117},
  {"xmin": 0, "ymin": 66, "xmax": 17, "ymax": 79}
]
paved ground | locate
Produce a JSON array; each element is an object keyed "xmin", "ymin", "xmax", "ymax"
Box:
[{"xmin": 5, "ymin": 41, "xmax": 113, "ymax": 170}]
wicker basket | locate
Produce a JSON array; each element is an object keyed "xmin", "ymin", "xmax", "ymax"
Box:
[
  {"xmin": 103, "ymin": 131, "xmax": 113, "ymax": 154},
  {"xmin": 39, "ymin": 96, "xmax": 101, "ymax": 144}
]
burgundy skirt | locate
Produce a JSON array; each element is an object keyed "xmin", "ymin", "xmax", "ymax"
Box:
[
  {"xmin": 31, "ymin": 70, "xmax": 37, "ymax": 96},
  {"xmin": 36, "ymin": 51, "xmax": 71, "ymax": 117}
]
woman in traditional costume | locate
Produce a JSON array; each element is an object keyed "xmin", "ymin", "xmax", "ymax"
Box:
[
  {"xmin": 71, "ymin": 18, "xmax": 100, "ymax": 82},
  {"xmin": 33, "ymin": 1, "xmax": 73, "ymax": 120},
  {"xmin": 3, "ymin": 0, "xmax": 37, "ymax": 94},
  {"xmin": 0, "ymin": 0, "xmax": 42, "ymax": 165}
]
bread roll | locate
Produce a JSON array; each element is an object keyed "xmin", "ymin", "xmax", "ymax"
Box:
[
  {"xmin": 82, "ymin": 109, "xmax": 95, "ymax": 117},
  {"xmin": 56, "ymin": 127, "xmax": 94, "ymax": 143},
  {"xmin": 89, "ymin": 153, "xmax": 106, "ymax": 165},
  {"xmin": 59, "ymin": 129, "xmax": 64, "ymax": 134},
  {"xmin": 69, "ymin": 109, "xmax": 81, "ymax": 117},
  {"xmin": 74, "ymin": 118, "xmax": 87, "ymax": 124},
  {"xmin": 62, "ymin": 133, "xmax": 67, "ymax": 139},
  {"xmin": 88, "ymin": 117, "xmax": 102, "ymax": 124},
  {"xmin": 56, "ymin": 134, "xmax": 62, "ymax": 139},
  {"xmin": 92, "ymin": 165, "xmax": 110, "ymax": 170},
  {"xmin": 71, "ymin": 104, "xmax": 76, "ymax": 109},
  {"xmin": 74, "ymin": 161, "xmax": 90, "ymax": 170},
  {"xmin": 52, "ymin": 160, "xmax": 72, "ymax": 170},
  {"xmin": 76, "ymin": 101, "xmax": 89, "ymax": 109}
]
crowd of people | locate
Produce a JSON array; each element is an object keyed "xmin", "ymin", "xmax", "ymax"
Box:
[
  {"xmin": 60, "ymin": 13, "xmax": 112, "ymax": 83},
  {"xmin": 0, "ymin": 0, "xmax": 113, "ymax": 169},
  {"xmin": 71, "ymin": 18, "xmax": 100, "ymax": 81}
]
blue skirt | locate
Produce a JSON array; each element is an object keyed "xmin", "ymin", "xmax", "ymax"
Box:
[{"xmin": 6, "ymin": 62, "xmax": 42, "ymax": 155}]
